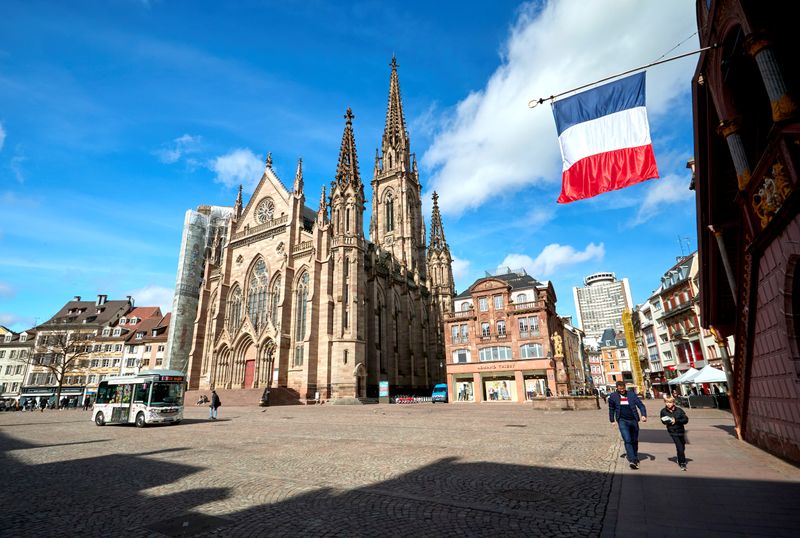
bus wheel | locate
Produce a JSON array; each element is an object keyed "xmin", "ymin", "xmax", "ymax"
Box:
[
  {"xmin": 135, "ymin": 412, "xmax": 146, "ymax": 428},
  {"xmin": 95, "ymin": 412, "xmax": 105, "ymax": 426}
]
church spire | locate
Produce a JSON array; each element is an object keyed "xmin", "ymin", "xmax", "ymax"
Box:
[
  {"xmin": 429, "ymin": 191, "xmax": 448, "ymax": 253},
  {"xmin": 293, "ymin": 157, "xmax": 304, "ymax": 195},
  {"xmin": 335, "ymin": 107, "xmax": 362, "ymax": 189},
  {"xmin": 317, "ymin": 185, "xmax": 328, "ymax": 224},
  {"xmin": 233, "ymin": 184, "xmax": 243, "ymax": 220},
  {"xmin": 383, "ymin": 55, "xmax": 408, "ymax": 149}
]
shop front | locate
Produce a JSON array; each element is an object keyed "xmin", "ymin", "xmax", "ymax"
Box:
[{"xmin": 445, "ymin": 358, "xmax": 556, "ymax": 404}]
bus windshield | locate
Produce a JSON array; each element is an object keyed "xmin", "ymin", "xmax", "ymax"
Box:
[{"xmin": 149, "ymin": 382, "xmax": 184, "ymax": 407}]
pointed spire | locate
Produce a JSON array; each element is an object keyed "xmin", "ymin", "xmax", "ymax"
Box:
[
  {"xmin": 335, "ymin": 107, "xmax": 361, "ymax": 188},
  {"xmin": 266, "ymin": 152, "xmax": 273, "ymax": 169},
  {"xmin": 293, "ymin": 157, "xmax": 304, "ymax": 194},
  {"xmin": 316, "ymin": 185, "xmax": 328, "ymax": 224},
  {"xmin": 233, "ymin": 184, "xmax": 243, "ymax": 220},
  {"xmin": 383, "ymin": 56, "xmax": 408, "ymax": 148},
  {"xmin": 429, "ymin": 191, "xmax": 448, "ymax": 253}
]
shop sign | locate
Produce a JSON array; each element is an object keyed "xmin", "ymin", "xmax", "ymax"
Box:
[
  {"xmin": 379, "ymin": 381, "xmax": 389, "ymax": 397},
  {"xmin": 476, "ymin": 362, "xmax": 516, "ymax": 371}
]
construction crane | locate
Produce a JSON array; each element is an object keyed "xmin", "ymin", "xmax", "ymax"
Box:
[{"xmin": 622, "ymin": 309, "xmax": 645, "ymax": 395}]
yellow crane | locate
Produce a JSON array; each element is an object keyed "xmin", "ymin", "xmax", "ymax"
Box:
[{"xmin": 622, "ymin": 309, "xmax": 645, "ymax": 395}]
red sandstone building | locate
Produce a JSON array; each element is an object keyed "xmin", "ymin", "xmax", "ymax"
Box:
[
  {"xmin": 443, "ymin": 269, "xmax": 568, "ymax": 403},
  {"xmin": 693, "ymin": 0, "xmax": 800, "ymax": 462}
]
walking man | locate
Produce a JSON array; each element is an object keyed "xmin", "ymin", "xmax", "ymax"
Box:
[
  {"xmin": 608, "ymin": 380, "xmax": 648, "ymax": 469},
  {"xmin": 660, "ymin": 396, "xmax": 689, "ymax": 470},
  {"xmin": 209, "ymin": 390, "xmax": 221, "ymax": 420}
]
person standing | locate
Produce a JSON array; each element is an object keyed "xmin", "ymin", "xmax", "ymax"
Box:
[
  {"xmin": 608, "ymin": 380, "xmax": 648, "ymax": 469},
  {"xmin": 209, "ymin": 390, "xmax": 221, "ymax": 420},
  {"xmin": 660, "ymin": 396, "xmax": 689, "ymax": 471}
]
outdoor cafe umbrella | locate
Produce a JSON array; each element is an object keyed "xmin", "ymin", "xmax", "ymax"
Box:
[
  {"xmin": 691, "ymin": 365, "xmax": 727, "ymax": 384},
  {"xmin": 668, "ymin": 367, "xmax": 699, "ymax": 385}
]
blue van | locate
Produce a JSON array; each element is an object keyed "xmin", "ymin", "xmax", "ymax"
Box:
[{"xmin": 431, "ymin": 383, "xmax": 448, "ymax": 403}]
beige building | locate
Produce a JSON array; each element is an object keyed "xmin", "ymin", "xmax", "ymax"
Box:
[
  {"xmin": 183, "ymin": 58, "xmax": 454, "ymax": 403},
  {"xmin": 444, "ymin": 269, "xmax": 570, "ymax": 403},
  {"xmin": 0, "ymin": 328, "xmax": 34, "ymax": 402}
]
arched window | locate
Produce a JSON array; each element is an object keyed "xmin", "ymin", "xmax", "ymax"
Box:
[
  {"xmin": 385, "ymin": 193, "xmax": 394, "ymax": 232},
  {"xmin": 227, "ymin": 285, "xmax": 242, "ymax": 332},
  {"xmin": 247, "ymin": 259, "xmax": 268, "ymax": 329},
  {"xmin": 346, "ymin": 207, "xmax": 351, "ymax": 233},
  {"xmin": 516, "ymin": 293, "xmax": 528, "ymax": 304},
  {"xmin": 343, "ymin": 257, "xmax": 350, "ymax": 328},
  {"xmin": 270, "ymin": 275, "xmax": 282, "ymax": 328},
  {"xmin": 294, "ymin": 272, "xmax": 309, "ymax": 366},
  {"xmin": 461, "ymin": 302, "xmax": 471, "ymax": 312}
]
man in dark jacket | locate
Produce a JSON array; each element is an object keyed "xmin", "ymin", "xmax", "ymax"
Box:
[
  {"xmin": 209, "ymin": 390, "xmax": 221, "ymax": 420},
  {"xmin": 608, "ymin": 380, "xmax": 648, "ymax": 469},
  {"xmin": 660, "ymin": 396, "xmax": 689, "ymax": 470}
]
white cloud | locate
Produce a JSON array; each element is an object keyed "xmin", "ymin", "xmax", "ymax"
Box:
[
  {"xmin": 0, "ymin": 122, "xmax": 6, "ymax": 151},
  {"xmin": 451, "ymin": 255, "xmax": 471, "ymax": 284},
  {"xmin": 500, "ymin": 242, "xmax": 605, "ymax": 277},
  {"xmin": 9, "ymin": 147, "xmax": 26, "ymax": 183},
  {"xmin": 127, "ymin": 285, "xmax": 175, "ymax": 313},
  {"xmin": 630, "ymin": 173, "xmax": 693, "ymax": 226},
  {"xmin": 423, "ymin": 0, "xmax": 697, "ymax": 215},
  {"xmin": 0, "ymin": 313, "xmax": 35, "ymax": 330},
  {"xmin": 0, "ymin": 282, "xmax": 14, "ymax": 298},
  {"xmin": 156, "ymin": 133, "xmax": 202, "ymax": 164},
  {"xmin": 210, "ymin": 148, "xmax": 264, "ymax": 191}
]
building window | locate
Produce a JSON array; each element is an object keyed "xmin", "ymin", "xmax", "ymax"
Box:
[
  {"xmin": 450, "ymin": 325, "xmax": 459, "ymax": 344},
  {"xmin": 102, "ymin": 328, "xmax": 110, "ymax": 337},
  {"xmin": 91, "ymin": 359, "xmax": 99, "ymax": 368},
  {"xmin": 460, "ymin": 302, "xmax": 471, "ymax": 312},
  {"xmin": 126, "ymin": 345, "xmax": 136, "ymax": 354},
  {"xmin": 520, "ymin": 343, "xmax": 544, "ymax": 359},
  {"xmin": 516, "ymin": 293, "xmax": 528, "ymax": 303},
  {"xmin": 519, "ymin": 316, "xmax": 539, "ymax": 337},
  {"xmin": 385, "ymin": 192, "xmax": 394, "ymax": 232},
  {"xmin": 119, "ymin": 318, "xmax": 127, "ymax": 325},
  {"xmin": 479, "ymin": 346, "xmax": 512, "ymax": 361},
  {"xmin": 496, "ymin": 320, "xmax": 506, "ymax": 336},
  {"xmin": 270, "ymin": 275, "xmax": 282, "ymax": 328},
  {"xmin": 479, "ymin": 297, "xmax": 488, "ymax": 312},
  {"xmin": 144, "ymin": 345, "xmax": 152, "ymax": 353},
  {"xmin": 114, "ymin": 344, "xmax": 122, "ymax": 352},
  {"xmin": 102, "ymin": 359, "xmax": 110, "ymax": 367},
  {"xmin": 126, "ymin": 358, "xmax": 136, "ymax": 367},
  {"xmin": 247, "ymin": 259, "xmax": 269, "ymax": 330},
  {"xmin": 113, "ymin": 359, "xmax": 120, "ymax": 367},
  {"xmin": 88, "ymin": 375, "xmax": 96, "ymax": 384},
  {"xmin": 294, "ymin": 273, "xmax": 309, "ymax": 366},
  {"xmin": 113, "ymin": 328, "xmax": 121, "ymax": 336},
  {"xmin": 453, "ymin": 349, "xmax": 470, "ymax": 363},
  {"xmin": 103, "ymin": 344, "xmax": 112, "ymax": 352},
  {"xmin": 157, "ymin": 345, "xmax": 164, "ymax": 352},
  {"xmin": 228, "ymin": 285, "xmax": 243, "ymax": 332},
  {"xmin": 156, "ymin": 357, "xmax": 163, "ymax": 366},
  {"xmin": 19, "ymin": 334, "xmax": 27, "ymax": 342},
  {"xmin": 493, "ymin": 295, "xmax": 503, "ymax": 309},
  {"xmin": 481, "ymin": 322, "xmax": 490, "ymax": 337}
]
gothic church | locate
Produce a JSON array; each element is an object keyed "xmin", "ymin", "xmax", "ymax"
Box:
[{"xmin": 184, "ymin": 58, "xmax": 455, "ymax": 402}]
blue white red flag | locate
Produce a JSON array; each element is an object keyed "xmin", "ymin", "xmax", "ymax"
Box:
[{"xmin": 552, "ymin": 72, "xmax": 659, "ymax": 203}]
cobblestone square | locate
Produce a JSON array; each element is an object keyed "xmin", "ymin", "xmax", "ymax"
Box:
[
  {"xmin": 2, "ymin": 404, "xmax": 799, "ymax": 537},
  {"xmin": 1, "ymin": 404, "xmax": 620, "ymax": 537}
]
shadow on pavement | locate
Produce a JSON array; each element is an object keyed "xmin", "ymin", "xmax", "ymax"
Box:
[
  {"xmin": 2, "ymin": 430, "xmax": 800, "ymax": 537},
  {"xmin": 713, "ymin": 424, "xmax": 738, "ymax": 437}
]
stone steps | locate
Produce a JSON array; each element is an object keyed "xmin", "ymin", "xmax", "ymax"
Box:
[{"xmin": 185, "ymin": 387, "xmax": 305, "ymax": 407}]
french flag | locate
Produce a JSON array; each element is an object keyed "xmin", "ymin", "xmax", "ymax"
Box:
[{"xmin": 552, "ymin": 72, "xmax": 659, "ymax": 203}]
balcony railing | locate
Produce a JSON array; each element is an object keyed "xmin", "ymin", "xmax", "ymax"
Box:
[
  {"xmin": 446, "ymin": 310, "xmax": 475, "ymax": 320},
  {"xmin": 450, "ymin": 336, "xmax": 470, "ymax": 345},
  {"xmin": 513, "ymin": 301, "xmax": 538, "ymax": 311},
  {"xmin": 518, "ymin": 330, "xmax": 541, "ymax": 339},
  {"xmin": 230, "ymin": 215, "xmax": 288, "ymax": 241}
]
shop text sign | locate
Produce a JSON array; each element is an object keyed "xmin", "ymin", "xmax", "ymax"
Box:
[
  {"xmin": 476, "ymin": 362, "xmax": 517, "ymax": 371},
  {"xmin": 379, "ymin": 381, "xmax": 389, "ymax": 397}
]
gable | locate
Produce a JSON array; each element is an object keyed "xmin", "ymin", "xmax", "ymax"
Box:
[{"xmin": 239, "ymin": 167, "xmax": 292, "ymax": 228}]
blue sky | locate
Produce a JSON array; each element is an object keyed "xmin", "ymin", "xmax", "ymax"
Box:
[{"xmin": 0, "ymin": 0, "xmax": 699, "ymax": 331}]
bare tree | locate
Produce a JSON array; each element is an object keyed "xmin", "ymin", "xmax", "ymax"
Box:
[{"xmin": 18, "ymin": 331, "xmax": 91, "ymax": 408}]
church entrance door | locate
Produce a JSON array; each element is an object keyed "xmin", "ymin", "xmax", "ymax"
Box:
[{"xmin": 244, "ymin": 360, "xmax": 255, "ymax": 389}]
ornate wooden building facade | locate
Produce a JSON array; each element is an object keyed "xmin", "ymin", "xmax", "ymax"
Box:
[{"xmin": 693, "ymin": 0, "xmax": 800, "ymax": 462}]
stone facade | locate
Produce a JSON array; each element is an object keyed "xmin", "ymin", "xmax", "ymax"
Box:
[
  {"xmin": 185, "ymin": 59, "xmax": 454, "ymax": 403},
  {"xmin": 444, "ymin": 269, "xmax": 569, "ymax": 403}
]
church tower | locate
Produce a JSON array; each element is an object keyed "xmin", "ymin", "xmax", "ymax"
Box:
[
  {"xmin": 371, "ymin": 56, "xmax": 427, "ymax": 279},
  {"xmin": 427, "ymin": 191, "xmax": 455, "ymax": 316},
  {"xmin": 329, "ymin": 108, "xmax": 368, "ymax": 397}
]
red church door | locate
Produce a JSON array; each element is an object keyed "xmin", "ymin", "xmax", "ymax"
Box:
[{"xmin": 244, "ymin": 360, "xmax": 255, "ymax": 389}]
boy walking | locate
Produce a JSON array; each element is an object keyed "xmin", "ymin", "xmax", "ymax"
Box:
[{"xmin": 660, "ymin": 396, "xmax": 689, "ymax": 470}]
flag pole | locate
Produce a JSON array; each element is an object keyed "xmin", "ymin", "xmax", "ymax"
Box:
[{"xmin": 527, "ymin": 44, "xmax": 717, "ymax": 108}]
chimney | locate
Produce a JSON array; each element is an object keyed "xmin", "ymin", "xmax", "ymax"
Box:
[
  {"xmin": 126, "ymin": 295, "xmax": 134, "ymax": 307},
  {"xmin": 96, "ymin": 294, "xmax": 108, "ymax": 306},
  {"xmin": 73, "ymin": 296, "xmax": 81, "ymax": 302}
]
